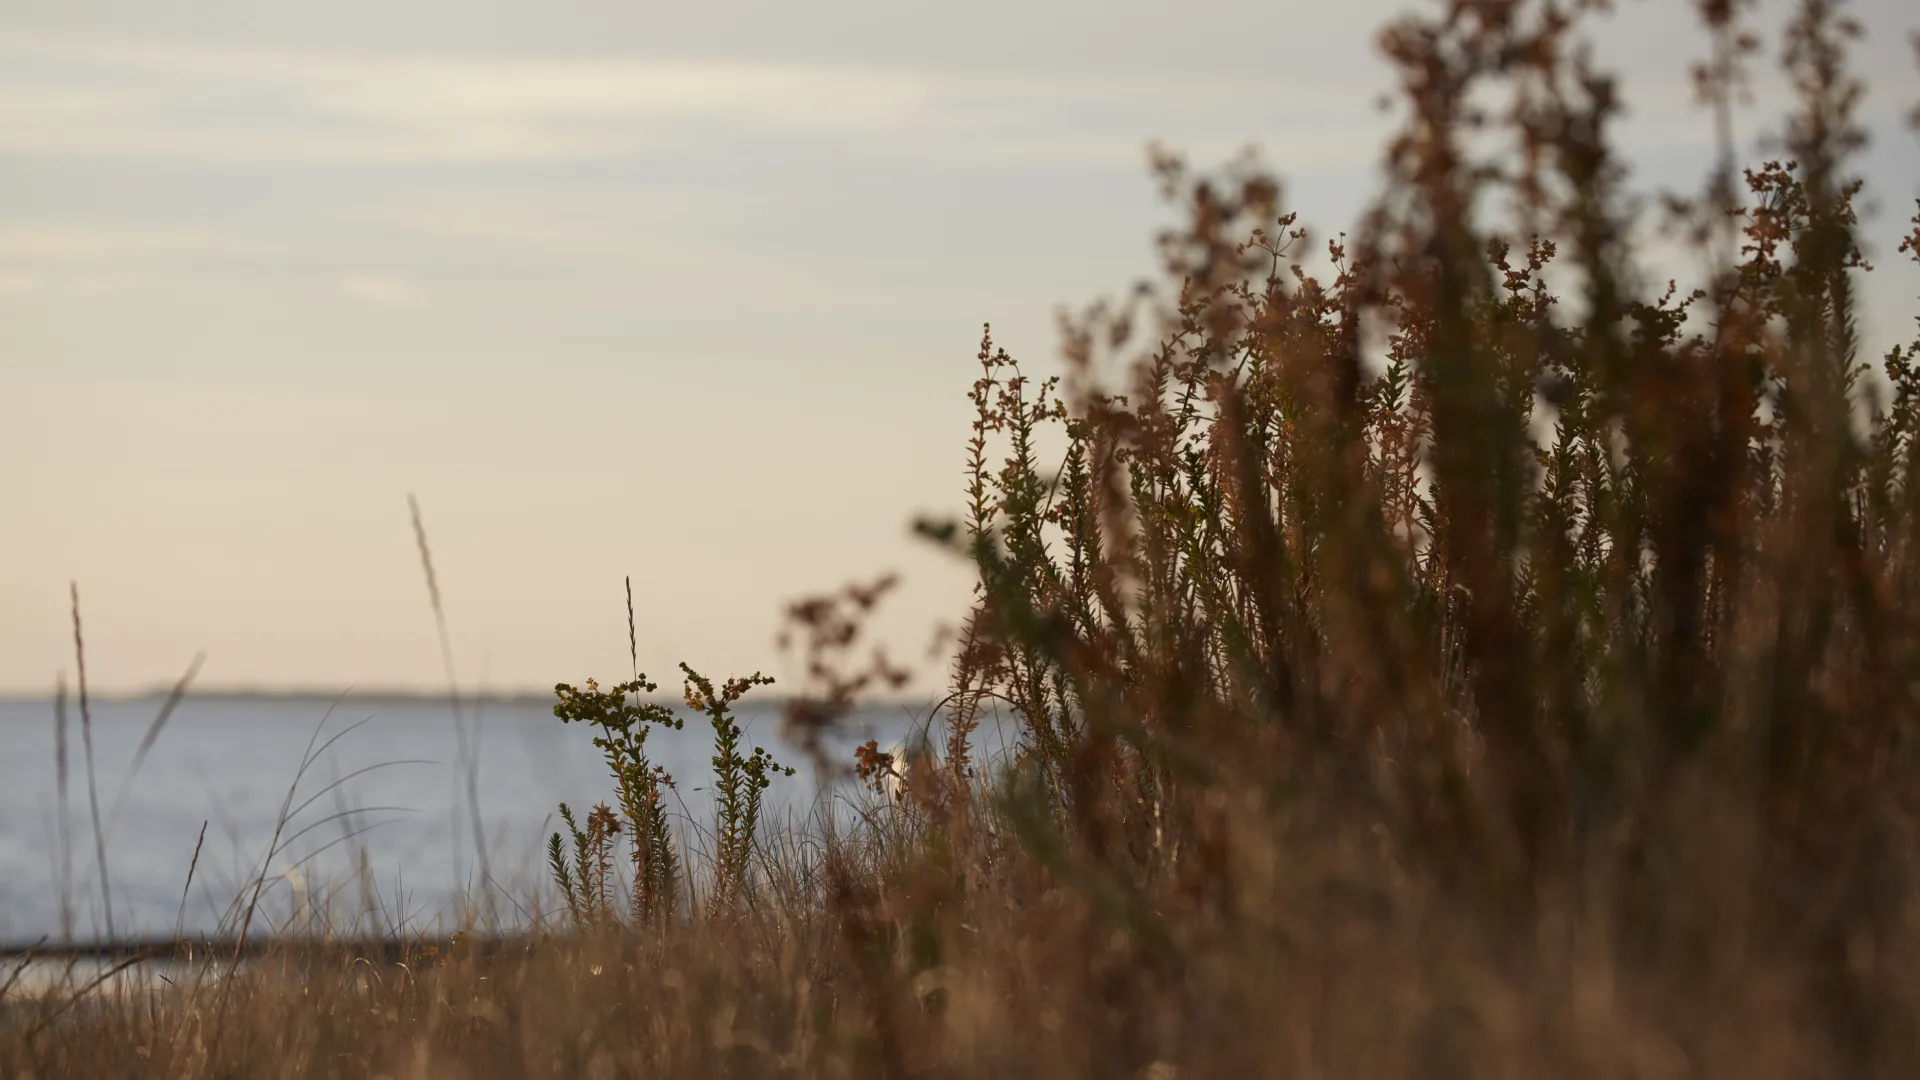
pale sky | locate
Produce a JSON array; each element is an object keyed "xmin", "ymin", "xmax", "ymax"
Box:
[{"xmin": 2, "ymin": 0, "xmax": 1916, "ymax": 696}]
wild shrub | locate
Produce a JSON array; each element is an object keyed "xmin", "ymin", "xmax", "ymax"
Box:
[
  {"xmin": 549, "ymin": 665, "xmax": 795, "ymax": 922},
  {"xmin": 680, "ymin": 663, "xmax": 795, "ymax": 907},
  {"xmin": 549, "ymin": 676, "xmax": 683, "ymax": 925},
  {"xmin": 902, "ymin": 0, "xmax": 1920, "ymax": 1067}
]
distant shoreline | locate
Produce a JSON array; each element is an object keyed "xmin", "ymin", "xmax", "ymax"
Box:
[{"xmin": 0, "ymin": 688, "xmax": 935, "ymax": 711}]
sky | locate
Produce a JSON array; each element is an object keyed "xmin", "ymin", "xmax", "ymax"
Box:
[{"xmin": 2, "ymin": 0, "xmax": 1917, "ymax": 697}]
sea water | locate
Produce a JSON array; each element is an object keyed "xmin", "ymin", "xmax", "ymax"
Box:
[{"xmin": 0, "ymin": 693, "xmax": 935, "ymax": 945}]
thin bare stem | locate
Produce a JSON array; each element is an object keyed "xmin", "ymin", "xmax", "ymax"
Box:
[
  {"xmin": 69, "ymin": 584, "xmax": 112, "ymax": 943},
  {"xmin": 408, "ymin": 493, "xmax": 496, "ymax": 928}
]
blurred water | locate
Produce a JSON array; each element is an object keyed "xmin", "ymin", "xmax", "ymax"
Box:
[{"xmin": 0, "ymin": 694, "xmax": 929, "ymax": 944}]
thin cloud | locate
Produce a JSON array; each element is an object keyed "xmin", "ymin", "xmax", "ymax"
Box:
[
  {"xmin": 337, "ymin": 272, "xmax": 428, "ymax": 309},
  {"xmin": 0, "ymin": 221, "xmax": 233, "ymax": 263},
  {"xmin": 0, "ymin": 31, "xmax": 1378, "ymax": 168},
  {"xmin": 0, "ymin": 222, "xmax": 228, "ymax": 298}
]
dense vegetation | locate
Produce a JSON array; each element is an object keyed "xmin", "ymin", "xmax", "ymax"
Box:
[{"xmin": 7, "ymin": 0, "xmax": 1920, "ymax": 1075}]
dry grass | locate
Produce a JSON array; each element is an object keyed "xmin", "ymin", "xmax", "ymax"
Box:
[{"xmin": 8, "ymin": 0, "xmax": 1920, "ymax": 1075}]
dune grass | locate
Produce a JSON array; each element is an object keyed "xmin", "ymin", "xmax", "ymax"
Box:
[{"xmin": 8, "ymin": 0, "xmax": 1920, "ymax": 1075}]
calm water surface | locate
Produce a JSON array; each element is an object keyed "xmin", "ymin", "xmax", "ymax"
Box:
[{"xmin": 0, "ymin": 695, "xmax": 928, "ymax": 945}]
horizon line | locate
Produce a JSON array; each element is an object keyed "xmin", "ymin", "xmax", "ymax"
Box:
[{"xmin": 0, "ymin": 684, "xmax": 943, "ymax": 709}]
